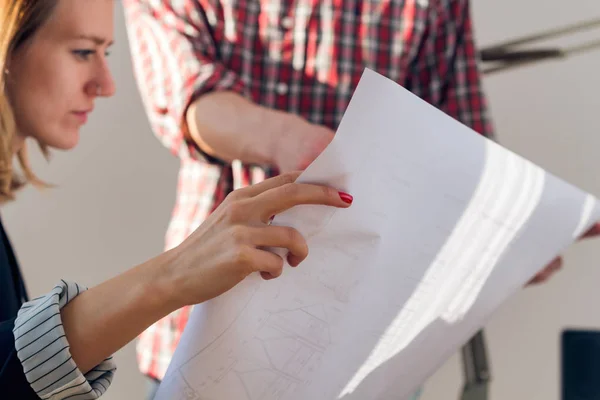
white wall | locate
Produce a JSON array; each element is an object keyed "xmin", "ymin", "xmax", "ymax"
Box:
[{"xmin": 3, "ymin": 1, "xmax": 599, "ymax": 399}]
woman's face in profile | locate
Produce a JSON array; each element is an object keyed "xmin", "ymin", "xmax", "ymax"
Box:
[{"xmin": 6, "ymin": 0, "xmax": 116, "ymax": 151}]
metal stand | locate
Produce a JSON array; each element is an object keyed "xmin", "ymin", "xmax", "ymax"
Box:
[
  {"xmin": 478, "ymin": 18, "xmax": 600, "ymax": 75},
  {"xmin": 460, "ymin": 330, "xmax": 490, "ymax": 400}
]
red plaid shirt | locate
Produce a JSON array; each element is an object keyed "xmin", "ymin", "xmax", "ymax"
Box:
[{"xmin": 123, "ymin": 0, "xmax": 494, "ymax": 380}]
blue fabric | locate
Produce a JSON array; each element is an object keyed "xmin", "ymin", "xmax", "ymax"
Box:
[
  {"xmin": 0, "ymin": 216, "xmax": 27, "ymax": 323},
  {"xmin": 0, "ymin": 216, "xmax": 39, "ymax": 399}
]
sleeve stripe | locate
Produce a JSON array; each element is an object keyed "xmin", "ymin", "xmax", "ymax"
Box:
[
  {"xmin": 14, "ymin": 311, "xmax": 60, "ymax": 342},
  {"xmin": 21, "ymin": 334, "xmax": 66, "ymax": 363},
  {"xmin": 17, "ymin": 324, "xmax": 61, "ymax": 352},
  {"xmin": 45, "ymin": 378, "xmax": 88, "ymax": 397},
  {"xmin": 33, "ymin": 360, "xmax": 76, "ymax": 389},
  {"xmin": 13, "ymin": 301, "xmax": 56, "ymax": 331},
  {"xmin": 24, "ymin": 346, "xmax": 69, "ymax": 375}
]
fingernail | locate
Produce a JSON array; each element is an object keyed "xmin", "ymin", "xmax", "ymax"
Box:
[{"xmin": 339, "ymin": 192, "xmax": 353, "ymax": 204}]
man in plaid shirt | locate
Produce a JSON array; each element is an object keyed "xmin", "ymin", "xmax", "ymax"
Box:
[
  {"xmin": 121, "ymin": 0, "xmax": 490, "ymax": 396},
  {"xmin": 121, "ymin": 0, "xmax": 565, "ymax": 398}
]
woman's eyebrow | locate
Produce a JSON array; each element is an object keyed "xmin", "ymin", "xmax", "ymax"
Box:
[{"xmin": 73, "ymin": 34, "xmax": 114, "ymax": 46}]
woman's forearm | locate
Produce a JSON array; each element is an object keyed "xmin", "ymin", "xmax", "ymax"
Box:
[{"xmin": 60, "ymin": 249, "xmax": 180, "ymax": 373}]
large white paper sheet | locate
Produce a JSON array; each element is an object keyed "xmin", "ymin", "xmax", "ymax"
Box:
[{"xmin": 154, "ymin": 69, "xmax": 600, "ymax": 400}]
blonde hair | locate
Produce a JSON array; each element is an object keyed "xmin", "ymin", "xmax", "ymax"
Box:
[{"xmin": 0, "ymin": 0, "xmax": 56, "ymax": 203}]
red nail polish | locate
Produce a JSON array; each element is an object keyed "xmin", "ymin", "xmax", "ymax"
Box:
[{"xmin": 339, "ymin": 192, "xmax": 353, "ymax": 204}]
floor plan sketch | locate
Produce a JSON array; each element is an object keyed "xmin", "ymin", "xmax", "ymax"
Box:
[{"xmin": 157, "ymin": 298, "xmax": 340, "ymax": 400}]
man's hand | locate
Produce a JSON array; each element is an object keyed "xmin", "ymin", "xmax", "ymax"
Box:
[
  {"xmin": 273, "ymin": 116, "xmax": 335, "ymax": 173},
  {"xmin": 527, "ymin": 222, "xmax": 600, "ymax": 285}
]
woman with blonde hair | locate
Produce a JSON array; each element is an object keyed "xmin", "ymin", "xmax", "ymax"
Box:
[{"xmin": 0, "ymin": 0, "xmax": 353, "ymax": 398}]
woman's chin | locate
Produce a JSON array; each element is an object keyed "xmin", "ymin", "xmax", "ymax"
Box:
[{"xmin": 48, "ymin": 130, "xmax": 80, "ymax": 151}]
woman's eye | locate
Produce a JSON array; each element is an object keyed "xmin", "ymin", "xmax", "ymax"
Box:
[{"xmin": 72, "ymin": 49, "xmax": 96, "ymax": 60}]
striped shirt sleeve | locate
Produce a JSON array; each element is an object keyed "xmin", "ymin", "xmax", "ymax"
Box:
[{"xmin": 12, "ymin": 281, "xmax": 116, "ymax": 399}]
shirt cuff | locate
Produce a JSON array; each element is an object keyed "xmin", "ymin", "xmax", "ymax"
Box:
[{"xmin": 12, "ymin": 280, "xmax": 117, "ymax": 399}]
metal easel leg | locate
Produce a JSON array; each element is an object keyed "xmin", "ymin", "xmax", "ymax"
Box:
[{"xmin": 460, "ymin": 330, "xmax": 491, "ymax": 400}]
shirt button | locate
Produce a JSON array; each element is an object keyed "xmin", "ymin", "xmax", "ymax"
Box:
[
  {"xmin": 281, "ymin": 16, "xmax": 293, "ymax": 29},
  {"xmin": 276, "ymin": 82, "xmax": 288, "ymax": 95}
]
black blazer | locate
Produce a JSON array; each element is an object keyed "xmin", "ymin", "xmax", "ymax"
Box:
[{"xmin": 0, "ymin": 217, "xmax": 41, "ymax": 399}]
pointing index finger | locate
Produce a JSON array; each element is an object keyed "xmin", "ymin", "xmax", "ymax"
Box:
[{"xmin": 253, "ymin": 182, "xmax": 353, "ymax": 222}]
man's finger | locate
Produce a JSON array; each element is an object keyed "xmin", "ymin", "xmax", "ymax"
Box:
[
  {"xmin": 253, "ymin": 183, "xmax": 352, "ymax": 222},
  {"xmin": 581, "ymin": 222, "xmax": 600, "ymax": 239},
  {"xmin": 234, "ymin": 172, "xmax": 301, "ymax": 198},
  {"xmin": 527, "ymin": 256, "xmax": 563, "ymax": 285}
]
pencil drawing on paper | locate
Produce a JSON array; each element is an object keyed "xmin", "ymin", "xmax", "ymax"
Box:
[{"xmin": 161, "ymin": 302, "xmax": 335, "ymax": 400}]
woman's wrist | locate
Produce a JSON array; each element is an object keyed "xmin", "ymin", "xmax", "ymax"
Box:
[
  {"xmin": 146, "ymin": 246, "xmax": 189, "ymax": 315},
  {"xmin": 59, "ymin": 251, "xmax": 182, "ymax": 373}
]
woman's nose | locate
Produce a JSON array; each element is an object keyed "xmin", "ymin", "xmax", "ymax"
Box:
[{"xmin": 86, "ymin": 60, "xmax": 116, "ymax": 97}]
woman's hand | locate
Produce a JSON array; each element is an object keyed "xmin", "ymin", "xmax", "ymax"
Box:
[
  {"xmin": 59, "ymin": 172, "xmax": 351, "ymax": 374},
  {"xmin": 166, "ymin": 172, "xmax": 353, "ymax": 308}
]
